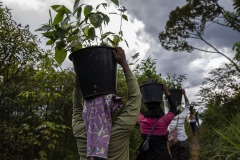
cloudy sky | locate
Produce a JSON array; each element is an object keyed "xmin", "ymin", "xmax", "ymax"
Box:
[{"xmin": 3, "ymin": 0, "xmax": 239, "ymax": 104}]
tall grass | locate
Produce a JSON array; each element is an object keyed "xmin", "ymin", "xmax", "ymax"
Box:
[
  {"xmin": 210, "ymin": 114, "xmax": 240, "ymax": 160},
  {"xmin": 200, "ymin": 114, "xmax": 240, "ymax": 160}
]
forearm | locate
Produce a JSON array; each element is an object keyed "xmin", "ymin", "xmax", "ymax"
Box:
[
  {"xmin": 183, "ymin": 93, "xmax": 189, "ymax": 104},
  {"xmin": 167, "ymin": 95, "xmax": 177, "ymax": 115},
  {"xmin": 164, "ymin": 99, "xmax": 170, "ymax": 114},
  {"xmin": 115, "ymin": 70, "xmax": 141, "ymax": 130},
  {"xmin": 120, "ymin": 62, "xmax": 131, "ymax": 75},
  {"xmin": 72, "ymin": 82, "xmax": 85, "ymax": 136}
]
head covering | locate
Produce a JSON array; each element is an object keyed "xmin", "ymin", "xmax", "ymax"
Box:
[
  {"xmin": 144, "ymin": 102, "xmax": 164, "ymax": 118},
  {"xmin": 82, "ymin": 94, "xmax": 123, "ymax": 159}
]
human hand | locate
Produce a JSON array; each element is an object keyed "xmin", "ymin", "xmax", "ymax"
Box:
[
  {"xmin": 112, "ymin": 47, "xmax": 130, "ymax": 73},
  {"xmin": 163, "ymin": 84, "xmax": 170, "ymax": 96},
  {"xmin": 163, "ymin": 84, "xmax": 168, "ymax": 93},
  {"xmin": 112, "ymin": 47, "xmax": 127, "ymax": 67}
]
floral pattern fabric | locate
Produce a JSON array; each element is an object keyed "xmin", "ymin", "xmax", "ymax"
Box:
[{"xmin": 82, "ymin": 94, "xmax": 123, "ymax": 159}]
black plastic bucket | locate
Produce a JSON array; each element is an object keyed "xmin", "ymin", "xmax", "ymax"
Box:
[
  {"xmin": 169, "ymin": 89, "xmax": 182, "ymax": 106},
  {"xmin": 140, "ymin": 83, "xmax": 163, "ymax": 103},
  {"xmin": 69, "ymin": 46, "xmax": 117, "ymax": 98}
]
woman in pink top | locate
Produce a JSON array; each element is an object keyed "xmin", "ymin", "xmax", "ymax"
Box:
[{"xmin": 138, "ymin": 85, "xmax": 177, "ymax": 160}]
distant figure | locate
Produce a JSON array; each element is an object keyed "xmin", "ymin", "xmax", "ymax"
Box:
[
  {"xmin": 195, "ymin": 111, "xmax": 200, "ymax": 127},
  {"xmin": 189, "ymin": 108, "xmax": 197, "ymax": 135}
]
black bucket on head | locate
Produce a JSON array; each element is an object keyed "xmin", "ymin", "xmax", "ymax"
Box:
[
  {"xmin": 69, "ymin": 46, "xmax": 117, "ymax": 98},
  {"xmin": 169, "ymin": 89, "xmax": 182, "ymax": 106},
  {"xmin": 140, "ymin": 83, "xmax": 163, "ymax": 103}
]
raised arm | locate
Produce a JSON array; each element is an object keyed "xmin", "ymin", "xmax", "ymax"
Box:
[
  {"xmin": 179, "ymin": 89, "xmax": 190, "ymax": 117},
  {"xmin": 72, "ymin": 81, "xmax": 85, "ymax": 137},
  {"xmin": 112, "ymin": 47, "xmax": 141, "ymax": 131},
  {"xmin": 163, "ymin": 85, "xmax": 177, "ymax": 115}
]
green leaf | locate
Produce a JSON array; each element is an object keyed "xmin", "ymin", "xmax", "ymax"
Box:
[
  {"xmin": 35, "ymin": 24, "xmax": 52, "ymax": 31},
  {"xmin": 51, "ymin": 5, "xmax": 66, "ymax": 13},
  {"xmin": 111, "ymin": 0, "xmax": 119, "ymax": 6},
  {"xmin": 73, "ymin": 0, "xmax": 80, "ymax": 12},
  {"xmin": 56, "ymin": 27, "xmax": 65, "ymax": 40},
  {"xmin": 88, "ymin": 27, "xmax": 95, "ymax": 40},
  {"xmin": 51, "ymin": 5, "xmax": 71, "ymax": 14},
  {"xmin": 55, "ymin": 47, "xmax": 67, "ymax": 65},
  {"xmin": 89, "ymin": 13, "xmax": 102, "ymax": 28},
  {"xmin": 62, "ymin": 16, "xmax": 69, "ymax": 25},
  {"xmin": 39, "ymin": 151, "xmax": 47, "ymax": 157},
  {"xmin": 76, "ymin": 6, "xmax": 82, "ymax": 19},
  {"xmin": 46, "ymin": 39, "xmax": 55, "ymax": 45},
  {"xmin": 118, "ymin": 6, "xmax": 127, "ymax": 12},
  {"xmin": 70, "ymin": 40, "xmax": 82, "ymax": 52},
  {"xmin": 51, "ymin": 5, "xmax": 62, "ymax": 11},
  {"xmin": 42, "ymin": 31, "xmax": 55, "ymax": 39},
  {"xmin": 107, "ymin": 37, "xmax": 115, "ymax": 46},
  {"xmin": 83, "ymin": 26, "xmax": 90, "ymax": 36},
  {"xmin": 214, "ymin": 128, "xmax": 240, "ymax": 151},
  {"xmin": 122, "ymin": 15, "xmax": 128, "ymax": 21},
  {"xmin": 71, "ymin": 28, "xmax": 80, "ymax": 35},
  {"xmin": 96, "ymin": 3, "xmax": 107, "ymax": 10},
  {"xmin": 53, "ymin": 12, "xmax": 64, "ymax": 25},
  {"xmin": 113, "ymin": 35, "xmax": 121, "ymax": 47},
  {"xmin": 48, "ymin": 143, "xmax": 55, "ymax": 149},
  {"xmin": 84, "ymin": 5, "xmax": 93, "ymax": 16},
  {"xmin": 99, "ymin": 13, "xmax": 110, "ymax": 24},
  {"xmin": 101, "ymin": 32, "xmax": 114, "ymax": 40}
]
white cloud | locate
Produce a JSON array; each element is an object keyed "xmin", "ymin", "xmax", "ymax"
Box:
[{"xmin": 3, "ymin": 0, "xmax": 237, "ymax": 103}]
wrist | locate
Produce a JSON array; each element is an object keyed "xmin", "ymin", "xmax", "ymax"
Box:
[{"xmin": 121, "ymin": 63, "xmax": 130, "ymax": 73}]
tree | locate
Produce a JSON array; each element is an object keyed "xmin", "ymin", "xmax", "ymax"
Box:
[
  {"xmin": 196, "ymin": 57, "xmax": 240, "ymax": 159},
  {"xmin": 197, "ymin": 63, "xmax": 240, "ymax": 105},
  {"xmin": 159, "ymin": 0, "xmax": 240, "ymax": 72},
  {"xmin": 0, "ymin": 3, "xmax": 78, "ymax": 159}
]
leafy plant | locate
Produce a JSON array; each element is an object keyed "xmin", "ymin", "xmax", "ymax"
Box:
[
  {"xmin": 133, "ymin": 56, "xmax": 164, "ymax": 85},
  {"xmin": 164, "ymin": 73, "xmax": 186, "ymax": 89},
  {"xmin": 207, "ymin": 114, "xmax": 240, "ymax": 160},
  {"xmin": 36, "ymin": 0, "xmax": 128, "ymax": 65}
]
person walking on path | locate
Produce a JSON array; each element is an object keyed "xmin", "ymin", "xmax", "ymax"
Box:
[
  {"xmin": 165, "ymin": 89, "xmax": 191, "ymax": 160},
  {"xmin": 195, "ymin": 111, "xmax": 200, "ymax": 127},
  {"xmin": 138, "ymin": 85, "xmax": 177, "ymax": 160},
  {"xmin": 72, "ymin": 47, "xmax": 141, "ymax": 160},
  {"xmin": 189, "ymin": 108, "xmax": 197, "ymax": 136}
]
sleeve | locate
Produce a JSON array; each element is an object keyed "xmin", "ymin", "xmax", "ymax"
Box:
[
  {"xmin": 179, "ymin": 102, "xmax": 190, "ymax": 118},
  {"xmin": 164, "ymin": 99, "xmax": 169, "ymax": 114},
  {"xmin": 72, "ymin": 82, "xmax": 86, "ymax": 137},
  {"xmin": 161, "ymin": 112, "xmax": 175, "ymax": 125},
  {"xmin": 114, "ymin": 71, "xmax": 141, "ymax": 132}
]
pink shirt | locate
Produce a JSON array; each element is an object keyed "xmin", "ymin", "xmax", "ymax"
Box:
[{"xmin": 138, "ymin": 112, "xmax": 174, "ymax": 136}]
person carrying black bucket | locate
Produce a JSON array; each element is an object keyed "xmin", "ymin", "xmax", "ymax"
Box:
[
  {"xmin": 137, "ymin": 85, "xmax": 177, "ymax": 160},
  {"xmin": 72, "ymin": 47, "xmax": 141, "ymax": 160},
  {"xmin": 165, "ymin": 89, "xmax": 191, "ymax": 160}
]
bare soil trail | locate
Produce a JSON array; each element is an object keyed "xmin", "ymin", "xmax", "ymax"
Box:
[{"xmin": 190, "ymin": 133, "xmax": 200, "ymax": 160}]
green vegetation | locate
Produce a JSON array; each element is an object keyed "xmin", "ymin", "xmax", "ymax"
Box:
[
  {"xmin": 36, "ymin": 0, "xmax": 128, "ymax": 65},
  {"xmin": 0, "ymin": 3, "xmax": 77, "ymax": 159},
  {"xmin": 1, "ymin": 0, "xmax": 240, "ymax": 159}
]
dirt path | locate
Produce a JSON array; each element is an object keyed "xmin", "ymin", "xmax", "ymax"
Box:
[{"xmin": 190, "ymin": 133, "xmax": 200, "ymax": 160}]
